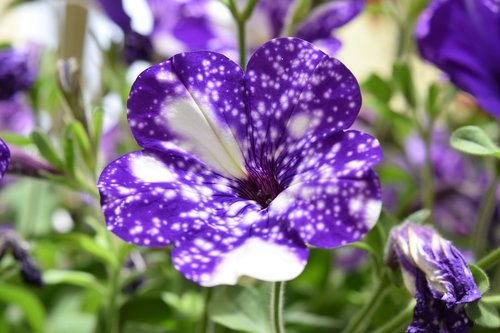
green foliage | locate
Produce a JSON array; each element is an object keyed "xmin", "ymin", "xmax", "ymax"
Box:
[
  {"xmin": 450, "ymin": 126, "xmax": 500, "ymax": 157},
  {"xmin": 0, "ymin": 284, "xmax": 46, "ymax": 332},
  {"xmin": 31, "ymin": 130, "xmax": 64, "ymax": 171},
  {"xmin": 209, "ymin": 284, "xmax": 273, "ymax": 333},
  {"xmin": 466, "ymin": 301, "xmax": 500, "ymax": 329},
  {"xmin": 470, "ymin": 264, "xmax": 490, "ymax": 295}
]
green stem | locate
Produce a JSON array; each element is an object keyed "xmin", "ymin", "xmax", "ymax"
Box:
[
  {"xmin": 199, "ymin": 288, "xmax": 214, "ymax": 333},
  {"xmin": 226, "ymin": 0, "xmax": 260, "ymax": 69},
  {"xmin": 371, "ymin": 300, "xmax": 415, "ymax": 333},
  {"xmin": 271, "ymin": 281, "xmax": 286, "ymax": 333},
  {"xmin": 477, "ymin": 247, "xmax": 500, "ymax": 270},
  {"xmin": 237, "ymin": 18, "xmax": 247, "ymax": 68},
  {"xmin": 472, "ymin": 171, "xmax": 500, "ymax": 256},
  {"xmin": 483, "ymin": 295, "xmax": 500, "ymax": 306},
  {"xmin": 421, "ymin": 127, "xmax": 434, "ymax": 215},
  {"xmin": 340, "ymin": 273, "xmax": 390, "ymax": 333},
  {"xmin": 105, "ymin": 264, "xmax": 120, "ymax": 333}
]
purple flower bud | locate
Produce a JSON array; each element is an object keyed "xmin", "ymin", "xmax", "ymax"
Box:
[
  {"xmin": 0, "ymin": 223, "xmax": 44, "ymax": 287},
  {"xmin": 122, "ymin": 251, "xmax": 146, "ymax": 295},
  {"xmin": 387, "ymin": 222, "xmax": 481, "ymax": 333},
  {"xmin": 0, "ymin": 138, "xmax": 9, "ymax": 179}
]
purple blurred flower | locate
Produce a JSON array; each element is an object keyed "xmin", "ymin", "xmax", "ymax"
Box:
[
  {"xmin": 404, "ymin": 130, "xmax": 487, "ymax": 236},
  {"xmin": 0, "ymin": 138, "xmax": 9, "ymax": 179},
  {"xmin": 0, "ymin": 96, "xmax": 35, "ymax": 136},
  {"xmin": 0, "ymin": 224, "xmax": 43, "ymax": 287},
  {"xmin": 96, "ymin": 0, "xmax": 364, "ymax": 62},
  {"xmin": 98, "ymin": 38, "xmax": 382, "ymax": 286},
  {"xmin": 387, "ymin": 222, "xmax": 481, "ymax": 333},
  {"xmin": 0, "ymin": 46, "xmax": 38, "ymax": 100},
  {"xmin": 416, "ymin": 0, "xmax": 500, "ymax": 117}
]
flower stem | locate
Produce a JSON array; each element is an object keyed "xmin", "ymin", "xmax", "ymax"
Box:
[
  {"xmin": 271, "ymin": 281, "xmax": 286, "ymax": 333},
  {"xmin": 226, "ymin": 0, "xmax": 260, "ymax": 69},
  {"xmin": 483, "ymin": 295, "xmax": 500, "ymax": 305},
  {"xmin": 340, "ymin": 273, "xmax": 390, "ymax": 333},
  {"xmin": 477, "ymin": 247, "xmax": 500, "ymax": 270},
  {"xmin": 421, "ymin": 128, "xmax": 434, "ymax": 215},
  {"xmin": 371, "ymin": 300, "xmax": 415, "ymax": 333},
  {"xmin": 105, "ymin": 264, "xmax": 121, "ymax": 333},
  {"xmin": 199, "ymin": 288, "xmax": 214, "ymax": 333},
  {"xmin": 236, "ymin": 19, "xmax": 247, "ymax": 68},
  {"xmin": 472, "ymin": 169, "xmax": 500, "ymax": 257}
]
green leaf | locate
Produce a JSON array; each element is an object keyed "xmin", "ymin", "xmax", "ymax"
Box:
[
  {"xmin": 43, "ymin": 270, "xmax": 105, "ymax": 293},
  {"xmin": 66, "ymin": 121, "xmax": 93, "ymax": 167},
  {"xmin": 393, "ymin": 61, "xmax": 416, "ymax": 108},
  {"xmin": 450, "ymin": 126, "xmax": 500, "ymax": 157},
  {"xmin": 63, "ymin": 136, "xmax": 76, "ymax": 176},
  {"xmin": 31, "ymin": 130, "xmax": 64, "ymax": 170},
  {"xmin": 426, "ymin": 83, "xmax": 440, "ymax": 119},
  {"xmin": 122, "ymin": 322, "xmax": 168, "ymax": 333},
  {"xmin": 209, "ymin": 285, "xmax": 273, "ymax": 333},
  {"xmin": 351, "ymin": 222, "xmax": 386, "ymax": 268},
  {"xmin": 0, "ymin": 283, "xmax": 46, "ymax": 332},
  {"xmin": 91, "ymin": 107, "xmax": 104, "ymax": 149},
  {"xmin": 405, "ymin": 209, "xmax": 431, "ymax": 224},
  {"xmin": 465, "ymin": 301, "xmax": 500, "ymax": 328},
  {"xmin": 469, "ymin": 264, "xmax": 490, "ymax": 294},
  {"xmin": 286, "ymin": 311, "xmax": 341, "ymax": 328},
  {"xmin": 57, "ymin": 233, "xmax": 116, "ymax": 267},
  {"xmin": 161, "ymin": 291, "xmax": 203, "ymax": 320},
  {"xmin": 362, "ymin": 74, "xmax": 392, "ymax": 103},
  {"xmin": 0, "ymin": 132, "xmax": 32, "ymax": 146}
]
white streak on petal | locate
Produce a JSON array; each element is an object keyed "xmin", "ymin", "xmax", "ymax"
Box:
[
  {"xmin": 130, "ymin": 155, "xmax": 176, "ymax": 183},
  {"xmin": 364, "ymin": 199, "xmax": 382, "ymax": 228},
  {"xmin": 205, "ymin": 238, "xmax": 306, "ymax": 286},
  {"xmin": 164, "ymin": 98, "xmax": 245, "ymax": 178}
]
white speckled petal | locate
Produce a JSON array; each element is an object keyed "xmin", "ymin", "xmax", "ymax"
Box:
[
  {"xmin": 98, "ymin": 148, "xmax": 239, "ymax": 247},
  {"xmin": 127, "ymin": 52, "xmax": 248, "ymax": 178},
  {"xmin": 171, "ymin": 217, "xmax": 309, "ymax": 286},
  {"xmin": 245, "ymin": 38, "xmax": 361, "ymax": 167},
  {"xmin": 269, "ymin": 130, "xmax": 382, "ymax": 248}
]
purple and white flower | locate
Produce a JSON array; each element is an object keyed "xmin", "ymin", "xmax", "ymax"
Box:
[
  {"xmin": 416, "ymin": 0, "xmax": 500, "ymax": 117},
  {"xmin": 98, "ymin": 38, "xmax": 382, "ymax": 286},
  {"xmin": 387, "ymin": 222, "xmax": 481, "ymax": 333},
  {"xmin": 96, "ymin": 0, "xmax": 364, "ymax": 62},
  {"xmin": 0, "ymin": 138, "xmax": 9, "ymax": 179}
]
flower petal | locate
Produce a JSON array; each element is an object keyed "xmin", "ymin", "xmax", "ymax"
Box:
[
  {"xmin": 245, "ymin": 38, "xmax": 361, "ymax": 167},
  {"xmin": 416, "ymin": 0, "xmax": 500, "ymax": 117},
  {"xmin": 171, "ymin": 216, "xmax": 309, "ymax": 286},
  {"xmin": 127, "ymin": 52, "xmax": 248, "ymax": 178},
  {"xmin": 268, "ymin": 130, "xmax": 382, "ymax": 248},
  {"xmin": 296, "ymin": 0, "xmax": 365, "ymax": 54},
  {"xmin": 0, "ymin": 138, "xmax": 9, "ymax": 178},
  {"xmin": 98, "ymin": 148, "xmax": 239, "ymax": 247}
]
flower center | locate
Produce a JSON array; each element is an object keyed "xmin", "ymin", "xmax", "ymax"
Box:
[{"xmin": 236, "ymin": 166, "xmax": 281, "ymax": 209}]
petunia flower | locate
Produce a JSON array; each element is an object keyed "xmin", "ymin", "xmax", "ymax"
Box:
[
  {"xmin": 0, "ymin": 138, "xmax": 9, "ymax": 179},
  {"xmin": 95, "ymin": 0, "xmax": 365, "ymax": 63},
  {"xmin": 98, "ymin": 37, "xmax": 382, "ymax": 286},
  {"xmin": 416, "ymin": 0, "xmax": 500, "ymax": 117},
  {"xmin": 0, "ymin": 45, "xmax": 38, "ymax": 100},
  {"xmin": 386, "ymin": 222, "xmax": 481, "ymax": 333}
]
